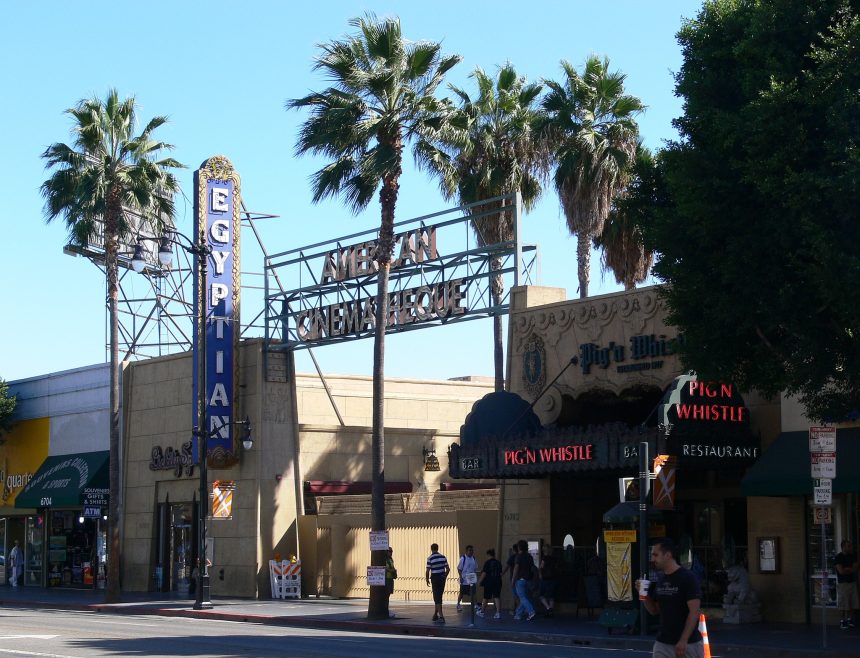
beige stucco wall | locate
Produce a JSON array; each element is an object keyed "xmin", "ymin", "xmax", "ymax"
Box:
[
  {"xmin": 120, "ymin": 338, "xmax": 494, "ymax": 597},
  {"xmin": 121, "ymin": 341, "xmax": 300, "ymax": 597}
]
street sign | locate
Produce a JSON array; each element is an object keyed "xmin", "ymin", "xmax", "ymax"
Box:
[
  {"xmin": 814, "ymin": 507, "xmax": 832, "ymax": 525},
  {"xmin": 369, "ymin": 530, "xmax": 389, "ymax": 551},
  {"xmin": 367, "ymin": 566, "xmax": 386, "ymax": 586},
  {"xmin": 810, "ymin": 426, "xmax": 837, "ymax": 453},
  {"xmin": 811, "ymin": 452, "xmax": 837, "ymax": 478},
  {"xmin": 604, "ymin": 529, "xmax": 637, "ymax": 543},
  {"xmin": 814, "ymin": 478, "xmax": 833, "ymax": 506}
]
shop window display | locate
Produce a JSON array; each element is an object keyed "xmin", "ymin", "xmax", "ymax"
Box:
[
  {"xmin": 25, "ymin": 515, "xmax": 43, "ymax": 586},
  {"xmin": 47, "ymin": 511, "xmax": 97, "ymax": 588}
]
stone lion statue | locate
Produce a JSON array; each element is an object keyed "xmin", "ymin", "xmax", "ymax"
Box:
[{"xmin": 723, "ymin": 564, "xmax": 758, "ymax": 605}]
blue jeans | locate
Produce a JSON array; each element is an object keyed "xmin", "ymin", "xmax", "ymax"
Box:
[{"xmin": 514, "ymin": 578, "xmax": 535, "ymax": 617}]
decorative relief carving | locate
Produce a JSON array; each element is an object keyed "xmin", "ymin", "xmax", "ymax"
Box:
[
  {"xmin": 535, "ymin": 385, "xmax": 562, "ymax": 426},
  {"xmin": 522, "ymin": 334, "xmax": 547, "ymax": 399}
]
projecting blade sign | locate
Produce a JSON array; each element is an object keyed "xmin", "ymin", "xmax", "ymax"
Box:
[{"xmin": 193, "ymin": 156, "xmax": 242, "ymax": 469}]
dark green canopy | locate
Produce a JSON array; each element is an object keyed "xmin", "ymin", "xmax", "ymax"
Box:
[
  {"xmin": 741, "ymin": 428, "xmax": 860, "ymax": 497},
  {"xmin": 16, "ymin": 451, "xmax": 109, "ymax": 509}
]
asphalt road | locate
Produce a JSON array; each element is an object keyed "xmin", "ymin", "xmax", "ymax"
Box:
[{"xmin": 0, "ymin": 607, "xmax": 652, "ymax": 657}]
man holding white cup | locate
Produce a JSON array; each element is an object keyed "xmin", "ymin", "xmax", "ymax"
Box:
[{"xmin": 636, "ymin": 539, "xmax": 703, "ymax": 658}]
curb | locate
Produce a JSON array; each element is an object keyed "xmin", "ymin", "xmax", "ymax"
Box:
[{"xmin": 1, "ymin": 599, "xmax": 857, "ymax": 658}]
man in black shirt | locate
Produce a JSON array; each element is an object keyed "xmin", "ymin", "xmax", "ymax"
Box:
[
  {"xmin": 637, "ymin": 539, "xmax": 703, "ymax": 658},
  {"xmin": 835, "ymin": 539, "xmax": 858, "ymax": 629}
]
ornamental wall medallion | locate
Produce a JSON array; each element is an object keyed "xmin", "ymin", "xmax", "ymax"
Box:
[{"xmin": 522, "ymin": 334, "xmax": 547, "ymax": 399}]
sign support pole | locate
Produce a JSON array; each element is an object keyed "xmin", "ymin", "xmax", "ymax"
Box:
[
  {"xmin": 639, "ymin": 441, "xmax": 650, "ymax": 637},
  {"xmin": 822, "ymin": 519, "xmax": 827, "ymax": 650}
]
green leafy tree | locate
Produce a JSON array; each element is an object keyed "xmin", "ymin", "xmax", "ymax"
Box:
[
  {"xmin": 649, "ymin": 0, "xmax": 860, "ymax": 420},
  {"xmin": 594, "ymin": 144, "xmax": 660, "ymax": 290},
  {"xmin": 422, "ymin": 64, "xmax": 548, "ymax": 391},
  {"xmin": 288, "ymin": 14, "xmax": 460, "ymax": 619},
  {"xmin": 41, "ymin": 89, "xmax": 182, "ymax": 601},
  {"xmin": 542, "ymin": 56, "xmax": 644, "ymax": 298},
  {"xmin": 0, "ymin": 378, "xmax": 16, "ymax": 435}
]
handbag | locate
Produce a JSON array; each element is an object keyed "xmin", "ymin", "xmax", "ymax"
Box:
[{"xmin": 391, "ymin": 568, "xmax": 398, "ymax": 579}]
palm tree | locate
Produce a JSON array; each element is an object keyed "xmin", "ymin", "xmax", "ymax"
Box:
[
  {"xmin": 288, "ymin": 14, "xmax": 460, "ymax": 619},
  {"xmin": 422, "ymin": 64, "xmax": 547, "ymax": 391},
  {"xmin": 542, "ymin": 56, "xmax": 643, "ymax": 298},
  {"xmin": 594, "ymin": 144, "xmax": 657, "ymax": 290},
  {"xmin": 41, "ymin": 89, "xmax": 182, "ymax": 602}
]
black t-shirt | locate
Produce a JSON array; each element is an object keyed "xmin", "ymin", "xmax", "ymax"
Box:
[
  {"xmin": 540, "ymin": 554, "xmax": 556, "ymax": 580},
  {"xmin": 652, "ymin": 567, "xmax": 703, "ymax": 645},
  {"xmin": 515, "ymin": 552, "xmax": 535, "ymax": 580},
  {"xmin": 835, "ymin": 552, "xmax": 857, "ymax": 583},
  {"xmin": 482, "ymin": 558, "xmax": 502, "ymax": 585}
]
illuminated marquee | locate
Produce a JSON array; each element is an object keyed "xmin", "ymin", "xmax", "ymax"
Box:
[
  {"xmin": 674, "ymin": 381, "xmax": 747, "ymax": 423},
  {"xmin": 194, "ymin": 156, "xmax": 241, "ymax": 469},
  {"xmin": 504, "ymin": 443, "xmax": 594, "ymax": 465}
]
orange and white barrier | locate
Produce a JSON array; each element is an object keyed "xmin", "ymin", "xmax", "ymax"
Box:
[
  {"xmin": 269, "ymin": 559, "xmax": 302, "ymax": 599},
  {"xmin": 698, "ymin": 613, "xmax": 712, "ymax": 658}
]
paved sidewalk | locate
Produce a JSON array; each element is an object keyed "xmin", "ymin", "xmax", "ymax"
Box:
[{"xmin": 0, "ymin": 587, "xmax": 857, "ymax": 657}]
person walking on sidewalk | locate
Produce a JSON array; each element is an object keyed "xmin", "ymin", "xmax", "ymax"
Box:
[
  {"xmin": 8, "ymin": 540, "xmax": 22, "ymax": 588},
  {"xmin": 426, "ymin": 543, "xmax": 450, "ymax": 623},
  {"xmin": 637, "ymin": 539, "xmax": 703, "ymax": 658},
  {"xmin": 456, "ymin": 545, "xmax": 478, "ymax": 612},
  {"xmin": 835, "ymin": 539, "xmax": 858, "ymax": 629},
  {"xmin": 538, "ymin": 544, "xmax": 557, "ymax": 617},
  {"xmin": 476, "ymin": 548, "xmax": 503, "ymax": 619},
  {"xmin": 512, "ymin": 540, "xmax": 537, "ymax": 621}
]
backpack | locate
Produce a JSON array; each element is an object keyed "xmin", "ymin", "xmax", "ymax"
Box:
[{"xmin": 485, "ymin": 558, "xmax": 502, "ymax": 580}]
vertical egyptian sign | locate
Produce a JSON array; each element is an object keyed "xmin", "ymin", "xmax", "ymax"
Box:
[{"xmin": 193, "ymin": 156, "xmax": 241, "ymax": 468}]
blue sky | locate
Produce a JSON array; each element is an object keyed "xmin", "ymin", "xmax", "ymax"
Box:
[{"xmin": 1, "ymin": 0, "xmax": 702, "ymax": 383}]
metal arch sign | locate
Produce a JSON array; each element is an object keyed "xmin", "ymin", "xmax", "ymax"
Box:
[
  {"xmin": 193, "ymin": 156, "xmax": 241, "ymax": 469},
  {"xmin": 265, "ymin": 194, "xmax": 537, "ymax": 351}
]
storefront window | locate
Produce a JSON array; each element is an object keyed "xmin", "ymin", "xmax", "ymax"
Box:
[
  {"xmin": 25, "ymin": 515, "xmax": 44, "ymax": 586},
  {"xmin": 47, "ymin": 511, "xmax": 97, "ymax": 588}
]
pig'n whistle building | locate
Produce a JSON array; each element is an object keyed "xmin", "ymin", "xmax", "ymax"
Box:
[{"xmin": 448, "ymin": 284, "xmax": 858, "ymax": 624}]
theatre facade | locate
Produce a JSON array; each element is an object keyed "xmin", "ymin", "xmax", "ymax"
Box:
[{"xmin": 450, "ymin": 285, "xmax": 796, "ymax": 616}]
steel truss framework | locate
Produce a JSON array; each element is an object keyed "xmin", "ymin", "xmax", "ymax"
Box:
[
  {"xmin": 65, "ymin": 203, "xmax": 278, "ymax": 362},
  {"xmin": 264, "ymin": 193, "xmax": 540, "ymax": 353}
]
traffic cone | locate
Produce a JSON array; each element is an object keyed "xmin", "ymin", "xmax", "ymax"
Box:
[{"xmin": 698, "ymin": 613, "xmax": 712, "ymax": 658}]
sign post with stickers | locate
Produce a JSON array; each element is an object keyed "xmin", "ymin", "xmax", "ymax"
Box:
[{"xmin": 810, "ymin": 426, "xmax": 836, "ymax": 649}]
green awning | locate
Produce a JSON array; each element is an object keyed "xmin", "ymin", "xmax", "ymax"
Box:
[
  {"xmin": 741, "ymin": 428, "xmax": 860, "ymax": 497},
  {"xmin": 16, "ymin": 451, "xmax": 109, "ymax": 509}
]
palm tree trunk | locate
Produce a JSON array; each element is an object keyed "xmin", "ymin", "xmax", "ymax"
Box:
[
  {"xmin": 368, "ymin": 170, "xmax": 399, "ymax": 620},
  {"xmin": 576, "ymin": 229, "xmax": 591, "ymax": 299},
  {"xmin": 105, "ymin": 200, "xmax": 122, "ymax": 603}
]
